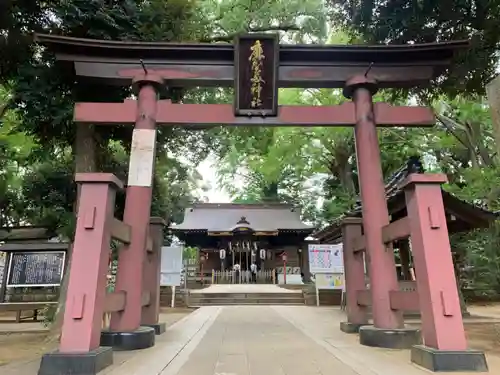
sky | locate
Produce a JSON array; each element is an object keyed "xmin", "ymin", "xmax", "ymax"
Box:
[{"xmin": 196, "ymin": 155, "xmax": 232, "ymax": 203}]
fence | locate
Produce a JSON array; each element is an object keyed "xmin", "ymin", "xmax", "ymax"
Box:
[{"xmin": 211, "ymin": 269, "xmax": 275, "ymax": 284}]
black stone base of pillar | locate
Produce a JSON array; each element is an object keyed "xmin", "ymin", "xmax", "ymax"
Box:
[
  {"xmin": 411, "ymin": 345, "xmax": 488, "ymax": 372},
  {"xmin": 144, "ymin": 322, "xmax": 166, "ymax": 335},
  {"xmin": 339, "ymin": 321, "xmax": 368, "ymax": 334},
  {"xmin": 100, "ymin": 326, "xmax": 155, "ymax": 350},
  {"xmin": 38, "ymin": 346, "xmax": 113, "ymax": 375},
  {"xmin": 359, "ymin": 325, "xmax": 421, "ymax": 349}
]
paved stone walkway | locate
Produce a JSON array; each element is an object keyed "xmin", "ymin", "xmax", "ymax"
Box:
[
  {"xmin": 171, "ymin": 306, "xmax": 359, "ymax": 375},
  {"xmin": 3, "ymin": 306, "xmax": 499, "ymax": 374},
  {"xmin": 107, "ymin": 306, "xmax": 497, "ymax": 375}
]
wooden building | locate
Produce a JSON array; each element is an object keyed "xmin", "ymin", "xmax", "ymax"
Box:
[{"xmin": 170, "ymin": 203, "xmax": 314, "ymax": 278}]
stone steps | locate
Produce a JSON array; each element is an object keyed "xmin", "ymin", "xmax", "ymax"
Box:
[
  {"xmin": 189, "ymin": 292, "xmax": 300, "ymax": 298},
  {"xmin": 278, "ymin": 284, "xmax": 307, "ymax": 291},
  {"xmin": 187, "ymin": 292, "xmax": 305, "ymax": 306}
]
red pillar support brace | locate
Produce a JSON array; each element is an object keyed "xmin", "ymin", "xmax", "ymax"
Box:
[
  {"xmin": 403, "ymin": 174, "xmax": 488, "ymax": 371},
  {"xmin": 340, "ymin": 218, "xmax": 369, "ymax": 332},
  {"xmin": 38, "ymin": 173, "xmax": 122, "ymax": 375},
  {"xmin": 60, "ymin": 173, "xmax": 122, "ymax": 352},
  {"xmin": 344, "ymin": 76, "xmax": 403, "ymax": 329},
  {"xmin": 110, "ymin": 74, "xmax": 164, "ymax": 332},
  {"xmin": 141, "ymin": 217, "xmax": 166, "ymax": 334},
  {"xmin": 402, "ymin": 174, "xmax": 467, "ymax": 349}
]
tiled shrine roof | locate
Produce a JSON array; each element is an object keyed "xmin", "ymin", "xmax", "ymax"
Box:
[{"xmin": 170, "ymin": 203, "xmax": 314, "ymax": 233}]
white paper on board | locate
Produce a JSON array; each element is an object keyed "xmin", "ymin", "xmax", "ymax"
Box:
[
  {"xmin": 127, "ymin": 129, "xmax": 157, "ymax": 187},
  {"xmin": 308, "ymin": 243, "xmax": 344, "ymax": 273},
  {"xmin": 160, "ymin": 246, "xmax": 184, "ymax": 286}
]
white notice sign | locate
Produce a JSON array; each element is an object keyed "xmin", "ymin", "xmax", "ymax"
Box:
[
  {"xmin": 308, "ymin": 244, "xmax": 344, "ymax": 273},
  {"xmin": 160, "ymin": 246, "xmax": 184, "ymax": 286},
  {"xmin": 127, "ymin": 129, "xmax": 157, "ymax": 187}
]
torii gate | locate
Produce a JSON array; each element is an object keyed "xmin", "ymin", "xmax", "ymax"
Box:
[{"xmin": 34, "ymin": 33, "xmax": 486, "ymax": 375}]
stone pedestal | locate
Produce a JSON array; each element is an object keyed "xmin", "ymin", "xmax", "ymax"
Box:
[
  {"xmin": 411, "ymin": 345, "xmax": 488, "ymax": 372},
  {"xmin": 144, "ymin": 322, "xmax": 167, "ymax": 335},
  {"xmin": 38, "ymin": 347, "xmax": 113, "ymax": 375},
  {"xmin": 359, "ymin": 325, "xmax": 421, "ymax": 349},
  {"xmin": 339, "ymin": 321, "xmax": 368, "ymax": 334},
  {"xmin": 100, "ymin": 326, "xmax": 155, "ymax": 350}
]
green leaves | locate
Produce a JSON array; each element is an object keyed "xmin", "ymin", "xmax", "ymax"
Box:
[
  {"xmin": 331, "ymin": 0, "xmax": 500, "ymax": 97},
  {"xmin": 199, "ymin": 0, "xmax": 329, "ymax": 42}
]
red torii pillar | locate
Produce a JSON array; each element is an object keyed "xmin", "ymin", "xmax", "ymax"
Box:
[
  {"xmin": 341, "ymin": 76, "xmax": 419, "ymax": 347},
  {"xmin": 102, "ymin": 74, "xmax": 164, "ymax": 349},
  {"xmin": 346, "ymin": 76, "xmax": 403, "ymax": 326}
]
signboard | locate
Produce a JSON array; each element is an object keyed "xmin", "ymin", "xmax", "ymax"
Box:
[
  {"xmin": 160, "ymin": 246, "xmax": 183, "ymax": 286},
  {"xmin": 127, "ymin": 129, "xmax": 157, "ymax": 187},
  {"xmin": 315, "ymin": 273, "xmax": 344, "ymax": 290},
  {"xmin": 0, "ymin": 253, "xmax": 5, "ymax": 288},
  {"xmin": 6, "ymin": 251, "xmax": 65, "ymax": 287},
  {"xmin": 308, "ymin": 244, "xmax": 344, "ymax": 273},
  {"xmin": 234, "ymin": 33, "xmax": 279, "ymax": 117}
]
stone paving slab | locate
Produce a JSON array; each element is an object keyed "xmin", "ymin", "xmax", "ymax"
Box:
[
  {"xmin": 274, "ymin": 306, "xmax": 499, "ymax": 375},
  {"xmin": 104, "ymin": 307, "xmax": 221, "ymax": 375},
  {"xmin": 190, "ymin": 284, "xmax": 300, "ymax": 294}
]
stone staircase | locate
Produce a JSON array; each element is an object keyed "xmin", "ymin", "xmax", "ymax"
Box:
[
  {"xmin": 160, "ymin": 287, "xmax": 188, "ymax": 308},
  {"xmin": 186, "ymin": 285, "xmax": 305, "ymax": 306}
]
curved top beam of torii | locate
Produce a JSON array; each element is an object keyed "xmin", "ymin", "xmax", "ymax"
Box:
[{"xmin": 34, "ymin": 33, "xmax": 469, "ymax": 89}]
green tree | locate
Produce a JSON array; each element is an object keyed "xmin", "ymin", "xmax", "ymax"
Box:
[{"xmin": 330, "ymin": 0, "xmax": 500, "ymax": 96}]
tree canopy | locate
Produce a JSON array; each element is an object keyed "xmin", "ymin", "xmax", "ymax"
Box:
[{"xmin": 330, "ymin": 0, "xmax": 500, "ymax": 96}]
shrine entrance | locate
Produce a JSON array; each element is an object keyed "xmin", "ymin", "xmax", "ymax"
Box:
[
  {"xmin": 34, "ymin": 33, "xmax": 487, "ymax": 375},
  {"xmin": 172, "ymin": 204, "xmax": 313, "ymax": 286}
]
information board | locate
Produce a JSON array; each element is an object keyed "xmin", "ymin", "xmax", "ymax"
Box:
[
  {"xmin": 160, "ymin": 246, "xmax": 183, "ymax": 286},
  {"xmin": 315, "ymin": 273, "xmax": 344, "ymax": 290},
  {"xmin": 308, "ymin": 244, "xmax": 344, "ymax": 273},
  {"xmin": 6, "ymin": 251, "xmax": 65, "ymax": 287},
  {"xmin": 0, "ymin": 253, "xmax": 5, "ymax": 282}
]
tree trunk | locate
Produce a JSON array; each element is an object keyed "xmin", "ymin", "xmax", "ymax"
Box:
[
  {"xmin": 46, "ymin": 123, "xmax": 98, "ymax": 342},
  {"xmin": 486, "ymin": 75, "xmax": 500, "ymax": 162},
  {"xmin": 452, "ymin": 249, "xmax": 469, "ymax": 316},
  {"xmin": 456, "ymin": 273, "xmax": 469, "ymax": 316},
  {"xmin": 398, "ymin": 240, "xmax": 413, "ymax": 280}
]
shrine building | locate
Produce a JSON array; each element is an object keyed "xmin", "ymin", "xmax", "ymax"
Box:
[{"xmin": 170, "ymin": 203, "xmax": 314, "ymax": 277}]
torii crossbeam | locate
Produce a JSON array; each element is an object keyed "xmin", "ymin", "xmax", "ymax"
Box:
[{"xmin": 74, "ymin": 100, "xmax": 435, "ymax": 127}]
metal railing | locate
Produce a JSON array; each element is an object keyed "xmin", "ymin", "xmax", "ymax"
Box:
[{"xmin": 211, "ymin": 269, "xmax": 275, "ymax": 284}]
